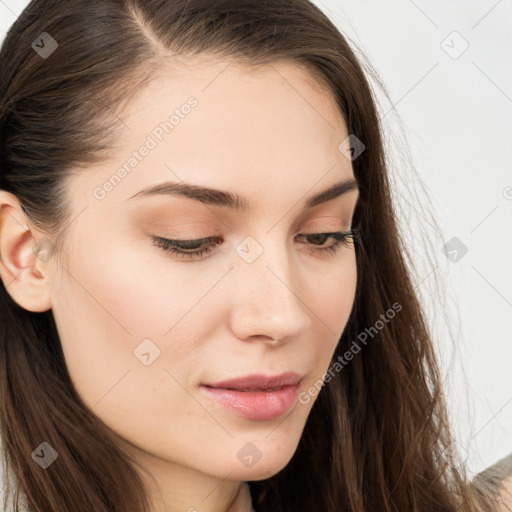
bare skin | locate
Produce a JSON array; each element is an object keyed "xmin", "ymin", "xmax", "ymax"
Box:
[
  {"xmin": 0, "ymin": 56, "xmax": 359, "ymax": 511},
  {"xmin": 497, "ymin": 477, "xmax": 512, "ymax": 512}
]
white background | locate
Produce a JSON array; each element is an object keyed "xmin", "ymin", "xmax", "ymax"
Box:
[{"xmin": 1, "ymin": 0, "xmax": 511, "ymax": 476}]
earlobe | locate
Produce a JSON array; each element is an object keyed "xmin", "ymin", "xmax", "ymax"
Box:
[{"xmin": 0, "ymin": 191, "xmax": 52, "ymax": 312}]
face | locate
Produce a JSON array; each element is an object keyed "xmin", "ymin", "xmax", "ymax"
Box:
[{"xmin": 45, "ymin": 56, "xmax": 359, "ymax": 495}]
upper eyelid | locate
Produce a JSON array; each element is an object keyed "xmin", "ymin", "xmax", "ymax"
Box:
[
  {"xmin": 151, "ymin": 214, "xmax": 354, "ymax": 237},
  {"xmin": 149, "ymin": 228, "xmax": 359, "ymax": 260},
  {"xmin": 156, "ymin": 228, "xmax": 351, "ymax": 240},
  {"xmin": 153, "ymin": 229, "xmax": 356, "ymax": 247}
]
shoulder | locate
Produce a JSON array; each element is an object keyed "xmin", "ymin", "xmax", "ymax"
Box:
[
  {"xmin": 473, "ymin": 453, "xmax": 512, "ymax": 511},
  {"xmin": 497, "ymin": 476, "xmax": 512, "ymax": 511}
]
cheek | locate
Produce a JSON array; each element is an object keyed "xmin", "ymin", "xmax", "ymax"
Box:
[
  {"xmin": 306, "ymin": 254, "xmax": 358, "ymax": 366},
  {"xmin": 49, "ymin": 257, "xmax": 217, "ymax": 455},
  {"xmin": 49, "ymin": 240, "xmax": 219, "ymax": 409},
  {"xmin": 312, "ymin": 251, "xmax": 357, "ymax": 327}
]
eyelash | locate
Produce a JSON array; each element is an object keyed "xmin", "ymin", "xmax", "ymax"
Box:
[{"xmin": 150, "ymin": 229, "xmax": 360, "ymax": 261}]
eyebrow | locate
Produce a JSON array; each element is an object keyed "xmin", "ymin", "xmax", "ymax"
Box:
[{"xmin": 127, "ymin": 178, "xmax": 359, "ymax": 211}]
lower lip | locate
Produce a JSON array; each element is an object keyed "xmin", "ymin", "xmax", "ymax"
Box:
[{"xmin": 200, "ymin": 384, "xmax": 300, "ymax": 421}]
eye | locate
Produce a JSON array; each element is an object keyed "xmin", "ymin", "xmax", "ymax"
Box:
[
  {"xmin": 296, "ymin": 229, "xmax": 358, "ymax": 255},
  {"xmin": 150, "ymin": 229, "xmax": 359, "ymax": 261},
  {"xmin": 151, "ymin": 236, "xmax": 222, "ymax": 260}
]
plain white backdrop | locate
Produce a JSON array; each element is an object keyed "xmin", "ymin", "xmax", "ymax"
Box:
[{"xmin": 0, "ymin": 0, "xmax": 511, "ymax": 477}]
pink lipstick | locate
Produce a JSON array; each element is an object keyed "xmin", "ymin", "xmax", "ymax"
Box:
[{"xmin": 200, "ymin": 372, "xmax": 302, "ymax": 421}]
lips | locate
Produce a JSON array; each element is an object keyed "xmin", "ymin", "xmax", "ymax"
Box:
[
  {"xmin": 200, "ymin": 372, "xmax": 303, "ymax": 421},
  {"xmin": 203, "ymin": 371, "xmax": 302, "ymax": 391}
]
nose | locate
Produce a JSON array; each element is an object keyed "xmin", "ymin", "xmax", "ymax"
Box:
[{"xmin": 227, "ymin": 239, "xmax": 313, "ymax": 346}]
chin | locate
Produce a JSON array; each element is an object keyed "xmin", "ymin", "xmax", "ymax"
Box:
[{"xmin": 223, "ymin": 441, "xmax": 299, "ymax": 482}]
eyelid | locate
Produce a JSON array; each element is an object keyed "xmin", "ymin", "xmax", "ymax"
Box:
[
  {"xmin": 144, "ymin": 207, "xmax": 356, "ymax": 245},
  {"xmin": 149, "ymin": 228, "xmax": 359, "ymax": 261}
]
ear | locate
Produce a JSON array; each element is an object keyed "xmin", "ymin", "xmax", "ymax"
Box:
[{"xmin": 0, "ymin": 191, "xmax": 52, "ymax": 312}]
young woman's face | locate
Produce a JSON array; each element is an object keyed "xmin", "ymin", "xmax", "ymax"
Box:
[{"xmin": 46, "ymin": 56, "xmax": 359, "ymax": 500}]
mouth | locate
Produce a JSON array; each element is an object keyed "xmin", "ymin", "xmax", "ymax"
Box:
[
  {"xmin": 202, "ymin": 371, "xmax": 303, "ymax": 391},
  {"xmin": 213, "ymin": 386, "xmax": 285, "ymax": 392},
  {"xmin": 200, "ymin": 372, "xmax": 303, "ymax": 421}
]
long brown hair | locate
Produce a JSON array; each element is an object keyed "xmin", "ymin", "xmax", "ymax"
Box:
[{"xmin": 0, "ymin": 1, "xmax": 499, "ymax": 511}]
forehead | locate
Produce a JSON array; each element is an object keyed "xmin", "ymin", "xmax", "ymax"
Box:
[
  {"xmin": 70, "ymin": 56, "xmax": 354, "ymax": 209},
  {"xmin": 119, "ymin": 55, "xmax": 347, "ymax": 150}
]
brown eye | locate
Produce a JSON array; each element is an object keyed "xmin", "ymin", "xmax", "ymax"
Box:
[
  {"xmin": 296, "ymin": 230, "xmax": 357, "ymax": 255},
  {"xmin": 149, "ymin": 229, "xmax": 358, "ymax": 261},
  {"xmin": 150, "ymin": 236, "xmax": 222, "ymax": 260}
]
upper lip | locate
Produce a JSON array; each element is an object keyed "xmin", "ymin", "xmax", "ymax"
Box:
[{"xmin": 203, "ymin": 371, "xmax": 302, "ymax": 390}]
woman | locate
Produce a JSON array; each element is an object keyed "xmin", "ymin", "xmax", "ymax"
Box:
[{"xmin": 0, "ymin": 1, "xmax": 509, "ymax": 511}]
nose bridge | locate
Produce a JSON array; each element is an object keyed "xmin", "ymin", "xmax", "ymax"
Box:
[{"xmin": 227, "ymin": 233, "xmax": 312, "ymax": 343}]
